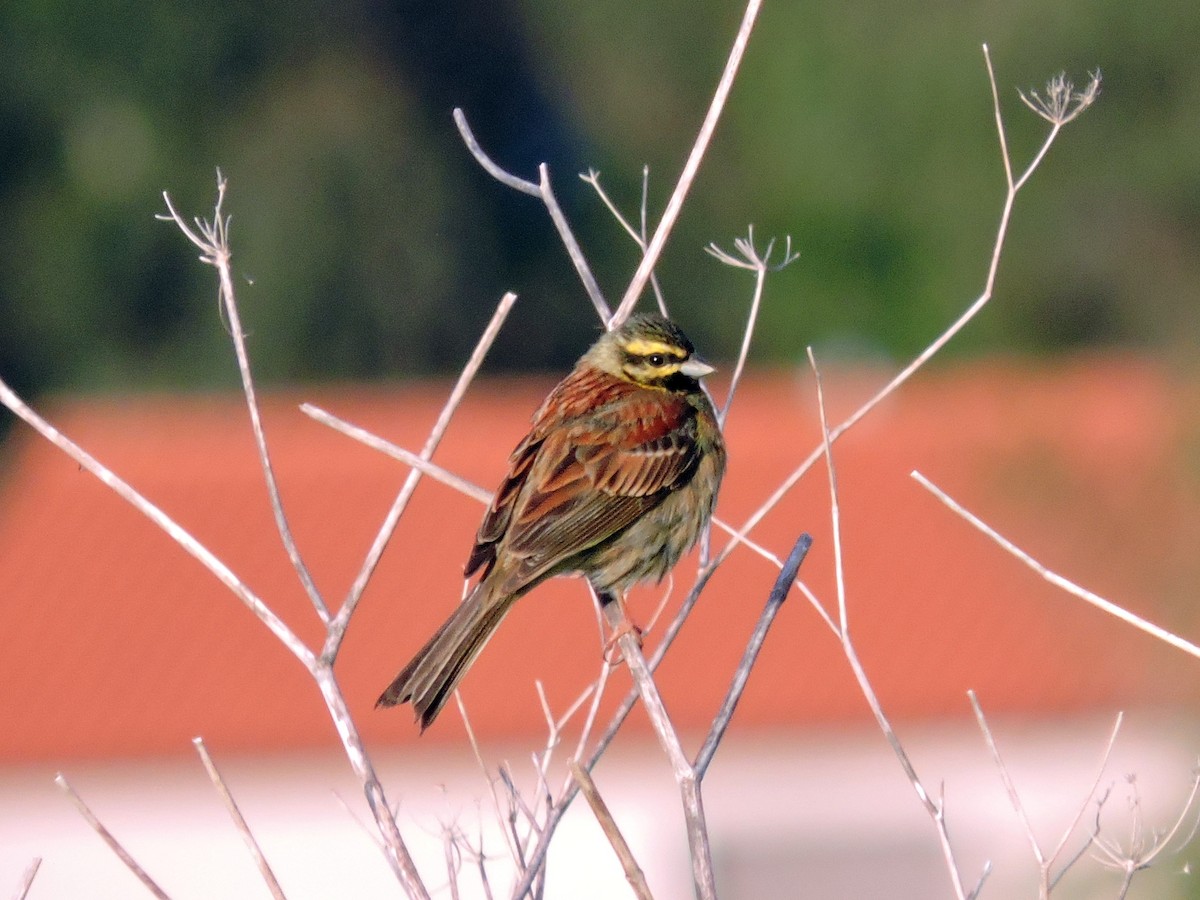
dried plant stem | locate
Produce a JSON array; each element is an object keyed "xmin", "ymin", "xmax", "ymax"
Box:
[
  {"xmin": 313, "ymin": 668, "xmax": 428, "ymax": 897},
  {"xmin": 1, "ymin": 367, "xmax": 429, "ymax": 890},
  {"xmin": 454, "ymin": 110, "xmax": 609, "ymax": 322},
  {"xmin": 568, "ymin": 760, "xmax": 654, "ymax": 900},
  {"xmin": 695, "ymin": 532, "xmax": 812, "ymax": 778},
  {"xmin": 579, "ymin": 168, "xmax": 670, "ymax": 317},
  {"xmin": 612, "ymin": 0, "xmax": 764, "ymax": 325},
  {"xmin": 706, "ymin": 44, "xmax": 1088, "ymax": 578},
  {"xmin": 705, "ymin": 229, "xmax": 797, "ymax": 429},
  {"xmin": 11, "ymin": 858, "xmax": 41, "ymax": 900},
  {"xmin": 912, "ymin": 471, "xmax": 1200, "ymax": 661},
  {"xmin": 0, "ymin": 376, "xmax": 311, "ymax": 666},
  {"xmin": 299, "ymin": 404, "xmax": 492, "ymax": 505},
  {"xmin": 1092, "ymin": 769, "xmax": 1200, "ymax": 893},
  {"xmin": 158, "ymin": 180, "xmax": 328, "ymax": 624},
  {"xmin": 193, "ymin": 738, "xmax": 286, "ymax": 900},
  {"xmin": 512, "ymin": 565, "xmax": 724, "ymax": 899},
  {"xmin": 155, "ymin": 179, "xmax": 430, "ymax": 898},
  {"xmin": 327, "ymin": 290, "xmax": 519, "ymax": 660},
  {"xmin": 809, "ymin": 349, "xmax": 973, "ymax": 900},
  {"xmin": 55, "ymin": 774, "xmax": 171, "ymax": 899},
  {"xmin": 603, "ymin": 602, "xmax": 715, "ymax": 900},
  {"xmin": 968, "ymin": 693, "xmax": 1124, "ymax": 898}
]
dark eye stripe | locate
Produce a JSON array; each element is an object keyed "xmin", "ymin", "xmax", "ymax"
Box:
[{"xmin": 623, "ymin": 348, "xmax": 687, "ymax": 368}]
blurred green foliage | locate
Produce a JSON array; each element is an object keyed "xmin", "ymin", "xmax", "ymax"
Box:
[{"xmin": 1, "ymin": 0, "xmax": 1197, "ymax": 407}]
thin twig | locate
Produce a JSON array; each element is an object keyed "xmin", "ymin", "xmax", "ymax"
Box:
[
  {"xmin": 325, "ymin": 291, "xmax": 519, "ymax": 662},
  {"xmin": 912, "ymin": 471, "xmax": 1200, "ymax": 661},
  {"xmin": 1091, "ymin": 768, "xmax": 1200, "ymax": 889},
  {"xmin": 707, "ymin": 517, "xmax": 837, "ymax": 634},
  {"xmin": 602, "ymin": 602, "xmax": 715, "ymax": 900},
  {"xmin": 455, "ymin": 692, "xmax": 523, "ymax": 871},
  {"xmin": 704, "ymin": 46, "xmax": 1097, "ymax": 581},
  {"xmin": 158, "ymin": 177, "xmax": 329, "ymax": 624},
  {"xmin": 10, "ymin": 858, "xmax": 40, "ymax": 900},
  {"xmin": 809, "ymin": 349, "xmax": 969, "ymax": 899},
  {"xmin": 612, "ymin": 0, "xmax": 764, "ymax": 325},
  {"xmin": 706, "ymin": 228, "xmax": 797, "ymax": 428},
  {"xmin": 514, "ymin": 561, "xmax": 723, "ymax": 898},
  {"xmin": 443, "ymin": 826, "xmax": 463, "ymax": 900},
  {"xmin": 300, "ymin": 404, "xmax": 492, "ymax": 504},
  {"xmin": 56, "ymin": 774, "xmax": 171, "ymax": 899},
  {"xmin": 193, "ymin": 738, "xmax": 286, "ymax": 900},
  {"xmin": 568, "ymin": 760, "xmax": 654, "ymax": 900},
  {"xmin": 579, "ymin": 168, "xmax": 670, "ymax": 316},
  {"xmin": 313, "ymin": 667, "xmax": 429, "ymax": 898},
  {"xmin": 694, "ymin": 532, "xmax": 812, "ymax": 778},
  {"xmin": 157, "ymin": 178, "xmax": 428, "ymax": 898},
  {"xmin": 0, "ymin": 377, "xmax": 313, "ymax": 668},
  {"xmin": 516, "ymin": 537, "xmax": 725, "ymax": 896},
  {"xmin": 454, "ymin": 110, "xmax": 609, "ymax": 321},
  {"xmin": 1047, "ymin": 713, "xmax": 1125, "ymax": 891},
  {"xmin": 968, "ymin": 692, "xmax": 1047, "ymax": 879}
]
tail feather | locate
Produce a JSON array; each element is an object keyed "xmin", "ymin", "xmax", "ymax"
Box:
[{"xmin": 376, "ymin": 587, "xmax": 515, "ymax": 731}]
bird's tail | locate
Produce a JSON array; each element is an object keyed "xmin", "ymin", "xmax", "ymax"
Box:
[{"xmin": 376, "ymin": 585, "xmax": 515, "ymax": 731}]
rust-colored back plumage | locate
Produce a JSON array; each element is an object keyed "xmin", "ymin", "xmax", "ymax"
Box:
[{"xmin": 377, "ymin": 313, "xmax": 726, "ymax": 730}]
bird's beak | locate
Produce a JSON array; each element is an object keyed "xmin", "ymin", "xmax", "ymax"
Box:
[{"xmin": 680, "ymin": 356, "xmax": 715, "ymax": 378}]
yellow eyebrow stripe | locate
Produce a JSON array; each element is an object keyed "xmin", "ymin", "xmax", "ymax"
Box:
[{"xmin": 623, "ymin": 339, "xmax": 686, "ymax": 358}]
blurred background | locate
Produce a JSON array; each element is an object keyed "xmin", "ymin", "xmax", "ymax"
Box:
[
  {"xmin": 3, "ymin": 0, "xmax": 1200, "ymax": 897},
  {"xmin": 1, "ymin": 0, "xmax": 1197, "ymax": 414}
]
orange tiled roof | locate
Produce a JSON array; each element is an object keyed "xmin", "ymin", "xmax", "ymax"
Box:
[{"xmin": 1, "ymin": 357, "xmax": 1197, "ymax": 762}]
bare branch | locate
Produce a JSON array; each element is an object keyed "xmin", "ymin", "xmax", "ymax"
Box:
[
  {"xmin": 453, "ymin": 110, "xmax": 540, "ymax": 196},
  {"xmin": 580, "ymin": 167, "xmax": 670, "ymax": 317},
  {"xmin": 581, "ymin": 168, "xmax": 644, "ymax": 247},
  {"xmin": 694, "ymin": 532, "xmax": 812, "ymax": 778},
  {"xmin": 912, "ymin": 471, "xmax": 1200, "ymax": 661},
  {"xmin": 706, "ymin": 227, "xmax": 798, "ymax": 429},
  {"xmin": 56, "ymin": 774, "xmax": 171, "ymax": 899},
  {"xmin": 1048, "ymin": 713, "xmax": 1125, "ymax": 891},
  {"xmin": 968, "ymin": 691, "xmax": 1048, "ymax": 875},
  {"xmin": 982, "ymin": 45, "xmax": 1015, "ymax": 193},
  {"xmin": 705, "ymin": 44, "xmax": 1096, "ymax": 578},
  {"xmin": 300, "ymin": 403, "xmax": 492, "ymax": 504},
  {"xmin": 10, "ymin": 858, "xmax": 40, "ymax": 900},
  {"xmin": 193, "ymin": 738, "xmax": 286, "ymax": 900},
  {"xmin": 0, "ymin": 375, "xmax": 313, "ymax": 668},
  {"xmin": 310, "ymin": 669, "xmax": 428, "ymax": 897},
  {"xmin": 1091, "ymin": 768, "xmax": 1200, "ymax": 889},
  {"xmin": 612, "ymin": 0, "xmax": 765, "ymax": 325},
  {"xmin": 158, "ymin": 175, "xmax": 428, "ymax": 898},
  {"xmin": 568, "ymin": 760, "xmax": 654, "ymax": 900},
  {"xmin": 602, "ymin": 601, "xmax": 715, "ymax": 900},
  {"xmin": 455, "ymin": 692, "xmax": 524, "ymax": 871},
  {"xmin": 513, "ymin": 561, "xmax": 726, "ymax": 897},
  {"xmin": 443, "ymin": 829, "xmax": 463, "ymax": 900},
  {"xmin": 809, "ymin": 349, "xmax": 969, "ymax": 899},
  {"xmin": 454, "ymin": 110, "xmax": 609, "ymax": 321},
  {"xmin": 325, "ymin": 291, "xmax": 519, "ymax": 662},
  {"xmin": 159, "ymin": 176, "xmax": 329, "ymax": 623}
]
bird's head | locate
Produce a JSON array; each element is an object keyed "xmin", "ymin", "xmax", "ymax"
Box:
[{"xmin": 586, "ymin": 313, "xmax": 714, "ymax": 389}]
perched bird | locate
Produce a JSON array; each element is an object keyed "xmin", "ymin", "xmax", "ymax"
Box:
[{"xmin": 377, "ymin": 312, "xmax": 726, "ymax": 730}]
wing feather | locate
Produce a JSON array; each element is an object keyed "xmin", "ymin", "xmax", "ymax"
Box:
[{"xmin": 465, "ymin": 369, "xmax": 703, "ymax": 595}]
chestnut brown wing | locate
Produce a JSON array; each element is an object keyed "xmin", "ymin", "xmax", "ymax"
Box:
[
  {"xmin": 463, "ymin": 430, "xmax": 540, "ymax": 581},
  {"xmin": 481, "ymin": 385, "xmax": 702, "ymax": 596},
  {"xmin": 464, "ymin": 364, "xmax": 636, "ymax": 582}
]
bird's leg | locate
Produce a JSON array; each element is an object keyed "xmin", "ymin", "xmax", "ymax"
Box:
[{"xmin": 598, "ymin": 589, "xmax": 644, "ymax": 663}]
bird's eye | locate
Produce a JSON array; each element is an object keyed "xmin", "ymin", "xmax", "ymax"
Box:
[{"xmin": 648, "ymin": 353, "xmax": 666, "ymax": 367}]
